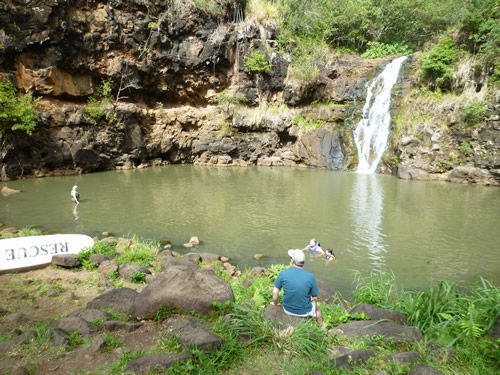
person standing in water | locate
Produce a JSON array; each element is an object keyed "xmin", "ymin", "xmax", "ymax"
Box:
[{"xmin": 71, "ymin": 185, "xmax": 80, "ymax": 205}]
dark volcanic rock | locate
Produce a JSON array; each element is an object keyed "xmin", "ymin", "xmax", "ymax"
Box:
[
  {"xmin": 385, "ymin": 351, "xmax": 420, "ymax": 365},
  {"xmin": 331, "ymin": 320, "xmax": 422, "ymax": 343},
  {"xmin": 328, "ymin": 349, "xmax": 378, "ymax": 370},
  {"xmin": 164, "ymin": 317, "xmax": 224, "ymax": 351},
  {"xmin": 55, "ymin": 317, "xmax": 97, "ymax": 337},
  {"xmin": 262, "ymin": 305, "xmax": 307, "ymax": 328},
  {"xmin": 130, "ymin": 265, "xmax": 234, "ymax": 319},
  {"xmin": 86, "ymin": 287, "xmax": 138, "ymax": 314},
  {"xmin": 350, "ymin": 303, "xmax": 407, "ymax": 324},
  {"xmin": 52, "ymin": 254, "xmax": 81, "ymax": 268},
  {"xmin": 409, "ymin": 365, "xmax": 444, "ymax": 375},
  {"xmin": 126, "ymin": 353, "xmax": 191, "ymax": 374}
]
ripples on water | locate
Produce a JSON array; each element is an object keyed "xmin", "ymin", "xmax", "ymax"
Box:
[{"xmin": 1, "ymin": 165, "xmax": 499, "ymax": 294}]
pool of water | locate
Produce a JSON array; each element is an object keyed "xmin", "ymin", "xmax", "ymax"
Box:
[{"xmin": 1, "ymin": 165, "xmax": 499, "ymax": 294}]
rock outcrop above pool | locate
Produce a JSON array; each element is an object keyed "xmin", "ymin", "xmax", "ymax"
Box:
[{"xmin": 0, "ymin": 1, "xmax": 497, "ymax": 185}]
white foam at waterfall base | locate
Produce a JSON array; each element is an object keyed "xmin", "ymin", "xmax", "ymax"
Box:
[{"xmin": 354, "ymin": 56, "xmax": 407, "ymax": 174}]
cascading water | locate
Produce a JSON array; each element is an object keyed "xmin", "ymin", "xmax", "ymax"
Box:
[{"xmin": 354, "ymin": 56, "xmax": 407, "ymax": 174}]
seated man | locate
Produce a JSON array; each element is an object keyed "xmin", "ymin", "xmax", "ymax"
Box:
[{"xmin": 270, "ymin": 249, "xmax": 326, "ymax": 328}]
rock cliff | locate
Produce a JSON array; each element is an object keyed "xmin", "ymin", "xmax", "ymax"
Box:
[{"xmin": 0, "ymin": 0, "xmax": 498, "ymax": 185}]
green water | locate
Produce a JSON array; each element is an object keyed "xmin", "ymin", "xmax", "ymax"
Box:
[{"xmin": 1, "ymin": 165, "xmax": 499, "ymax": 294}]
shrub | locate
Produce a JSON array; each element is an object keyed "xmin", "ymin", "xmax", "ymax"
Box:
[
  {"xmin": 130, "ymin": 271, "xmax": 146, "ymax": 283},
  {"xmin": 461, "ymin": 101, "xmax": 486, "ymax": 125},
  {"xmin": 282, "ymin": 37, "xmax": 331, "ymax": 83},
  {"xmin": 460, "ymin": 141, "xmax": 473, "ymax": 155},
  {"xmin": 84, "ymin": 79, "xmax": 115, "ymax": 122},
  {"xmin": 419, "ymin": 36, "xmax": 460, "ymax": 89},
  {"xmin": 361, "ymin": 41, "xmax": 412, "ymax": 58},
  {"xmin": 244, "ymin": 50, "xmax": 271, "ymax": 75},
  {"xmin": 352, "ymin": 270, "xmax": 395, "ymax": 306},
  {"xmin": 115, "ymin": 236, "xmax": 158, "ymax": 267},
  {"xmin": 76, "ymin": 241, "xmax": 117, "ymax": 269},
  {"xmin": 0, "ymin": 80, "xmax": 40, "ymax": 138}
]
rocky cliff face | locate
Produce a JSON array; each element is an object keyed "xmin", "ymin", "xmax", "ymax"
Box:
[{"xmin": 0, "ymin": 0, "xmax": 498, "ymax": 185}]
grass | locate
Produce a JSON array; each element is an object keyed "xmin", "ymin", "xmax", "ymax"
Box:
[{"xmin": 115, "ymin": 235, "xmax": 159, "ymax": 267}]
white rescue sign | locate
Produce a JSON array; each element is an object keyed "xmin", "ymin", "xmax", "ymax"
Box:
[{"xmin": 0, "ymin": 234, "xmax": 94, "ymax": 272}]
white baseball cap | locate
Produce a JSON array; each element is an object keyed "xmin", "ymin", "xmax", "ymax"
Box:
[{"xmin": 288, "ymin": 249, "xmax": 305, "ymax": 265}]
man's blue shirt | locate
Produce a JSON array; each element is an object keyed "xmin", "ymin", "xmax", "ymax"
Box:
[{"xmin": 274, "ymin": 267, "xmax": 319, "ymax": 315}]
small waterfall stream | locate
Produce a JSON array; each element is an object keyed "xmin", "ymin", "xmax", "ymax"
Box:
[{"xmin": 354, "ymin": 56, "xmax": 407, "ymax": 174}]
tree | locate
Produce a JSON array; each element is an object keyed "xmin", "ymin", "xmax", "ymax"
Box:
[{"xmin": 0, "ymin": 80, "xmax": 40, "ymax": 136}]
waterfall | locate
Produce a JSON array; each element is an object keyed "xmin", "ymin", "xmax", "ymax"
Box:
[{"xmin": 354, "ymin": 56, "xmax": 407, "ymax": 174}]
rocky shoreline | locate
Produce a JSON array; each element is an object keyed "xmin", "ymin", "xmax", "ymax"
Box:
[{"xmin": 1, "ymin": 228, "xmax": 499, "ymax": 374}]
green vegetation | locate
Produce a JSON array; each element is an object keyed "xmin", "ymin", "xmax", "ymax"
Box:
[
  {"xmin": 0, "ymin": 80, "xmax": 40, "ymax": 144},
  {"xmin": 115, "ymin": 236, "xmax": 159, "ymax": 267},
  {"xmin": 419, "ymin": 36, "xmax": 460, "ymax": 89},
  {"xmin": 101, "ymin": 334, "xmax": 123, "ymax": 352},
  {"xmin": 76, "ymin": 241, "xmax": 117, "ymax": 269},
  {"xmin": 362, "ymin": 41, "xmax": 412, "ymax": 59},
  {"xmin": 293, "ymin": 115, "xmax": 324, "ymax": 131},
  {"xmin": 461, "ymin": 101, "xmax": 486, "ymax": 126},
  {"xmin": 130, "ymin": 270, "xmax": 146, "ymax": 283},
  {"xmin": 284, "ymin": 38, "xmax": 330, "ymax": 83},
  {"xmin": 209, "ymin": 89, "xmax": 248, "ymax": 107},
  {"xmin": 460, "ymin": 141, "xmax": 473, "ymax": 155},
  {"xmin": 279, "ymin": 0, "xmax": 460, "ymax": 54},
  {"xmin": 84, "ymin": 79, "xmax": 116, "ymax": 122},
  {"xmin": 244, "ymin": 50, "xmax": 271, "ymax": 75}
]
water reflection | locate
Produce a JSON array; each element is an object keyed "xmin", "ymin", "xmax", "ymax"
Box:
[{"xmin": 350, "ymin": 174, "xmax": 387, "ymax": 271}]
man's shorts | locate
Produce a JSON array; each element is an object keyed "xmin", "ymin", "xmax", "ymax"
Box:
[{"xmin": 283, "ymin": 301, "xmax": 317, "ymax": 318}]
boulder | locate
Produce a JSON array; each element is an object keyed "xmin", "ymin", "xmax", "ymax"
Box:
[
  {"xmin": 251, "ymin": 266, "xmax": 269, "ymax": 275},
  {"xmin": 199, "ymin": 252, "xmax": 221, "ymax": 264},
  {"xmin": 1, "ymin": 227, "xmax": 18, "ymax": 234},
  {"xmin": 328, "ymin": 349, "xmax": 378, "ymax": 370},
  {"xmin": 0, "ymin": 330, "xmax": 37, "ymax": 352},
  {"xmin": 118, "ymin": 263, "xmax": 151, "ymax": 281},
  {"xmin": 164, "ymin": 317, "xmax": 224, "ymax": 351},
  {"xmin": 160, "ymin": 256, "xmax": 198, "ymax": 271},
  {"xmin": 130, "ymin": 265, "xmax": 235, "ymax": 319},
  {"xmin": 349, "ymin": 304, "xmax": 407, "ymax": 325},
  {"xmin": 52, "ymin": 254, "xmax": 81, "ymax": 268},
  {"xmin": 2, "ymin": 312, "xmax": 30, "ymax": 325},
  {"xmin": 11, "ymin": 367, "xmax": 29, "ymax": 375},
  {"xmin": 73, "ymin": 309, "xmax": 113, "ymax": 323},
  {"xmin": 184, "ymin": 253, "xmax": 202, "ymax": 263},
  {"xmin": 50, "ymin": 328, "xmax": 70, "ymax": 346},
  {"xmin": 1, "ymin": 186, "xmax": 20, "ymax": 196},
  {"xmin": 409, "ymin": 365, "xmax": 444, "ymax": 375},
  {"xmin": 385, "ymin": 351, "xmax": 420, "ymax": 365},
  {"xmin": 316, "ymin": 279, "xmax": 338, "ymax": 304},
  {"xmin": 101, "ymin": 321, "xmax": 143, "ymax": 332},
  {"xmin": 55, "ymin": 317, "xmax": 97, "ymax": 337},
  {"xmin": 397, "ymin": 166, "xmax": 429, "ymax": 180},
  {"xmin": 261, "ymin": 305, "xmax": 308, "ymax": 328},
  {"xmin": 97, "ymin": 260, "xmax": 119, "ymax": 276},
  {"xmin": 89, "ymin": 254, "xmax": 114, "ymax": 265},
  {"xmin": 86, "ymin": 287, "xmax": 138, "ymax": 314},
  {"xmin": 296, "ymin": 128, "xmax": 345, "ymax": 169},
  {"xmin": 126, "ymin": 353, "xmax": 191, "ymax": 374},
  {"xmin": 330, "ymin": 320, "xmax": 422, "ymax": 343}
]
